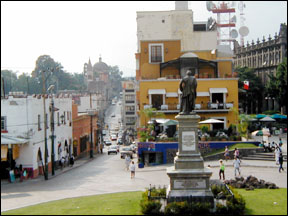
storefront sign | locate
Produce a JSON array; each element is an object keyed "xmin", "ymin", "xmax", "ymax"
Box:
[
  {"xmin": 182, "ymin": 131, "xmax": 195, "ymax": 151},
  {"xmin": 174, "ymin": 179, "xmax": 206, "ymax": 189}
]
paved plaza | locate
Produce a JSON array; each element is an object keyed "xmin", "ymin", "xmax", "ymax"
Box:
[{"xmin": 1, "ymin": 140, "xmax": 287, "ymax": 212}]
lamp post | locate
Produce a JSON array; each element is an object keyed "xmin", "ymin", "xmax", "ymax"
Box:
[
  {"xmin": 48, "ymin": 85, "xmax": 55, "ymax": 176},
  {"xmin": 41, "ymin": 70, "xmax": 49, "ymax": 180}
]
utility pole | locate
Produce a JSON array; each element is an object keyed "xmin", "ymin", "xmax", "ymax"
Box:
[
  {"xmin": 42, "ymin": 71, "xmax": 48, "ymax": 180},
  {"xmin": 90, "ymin": 92, "xmax": 93, "ymax": 158},
  {"xmin": 48, "ymin": 85, "xmax": 55, "ymax": 176}
]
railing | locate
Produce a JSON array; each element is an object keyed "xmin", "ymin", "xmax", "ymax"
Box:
[{"xmin": 145, "ymin": 102, "xmax": 234, "ymax": 111}]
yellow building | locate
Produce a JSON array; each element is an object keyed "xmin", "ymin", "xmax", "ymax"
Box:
[{"xmin": 136, "ymin": 7, "xmax": 238, "ymax": 131}]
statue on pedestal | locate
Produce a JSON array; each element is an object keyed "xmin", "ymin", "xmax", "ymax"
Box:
[{"xmin": 179, "ymin": 69, "xmax": 197, "ymax": 115}]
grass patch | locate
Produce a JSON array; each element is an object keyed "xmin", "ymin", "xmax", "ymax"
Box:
[
  {"xmin": 2, "ymin": 191, "xmax": 143, "ymax": 215},
  {"xmin": 204, "ymin": 143, "xmax": 258, "ymax": 157},
  {"xmin": 234, "ymin": 188, "xmax": 287, "ymax": 215}
]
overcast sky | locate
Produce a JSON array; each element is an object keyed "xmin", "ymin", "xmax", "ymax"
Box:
[{"xmin": 1, "ymin": 1, "xmax": 287, "ymax": 77}]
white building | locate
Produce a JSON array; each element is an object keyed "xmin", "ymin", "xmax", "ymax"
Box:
[
  {"xmin": 121, "ymin": 80, "xmax": 138, "ymax": 131},
  {"xmin": 1, "ymin": 94, "xmax": 72, "ymax": 178}
]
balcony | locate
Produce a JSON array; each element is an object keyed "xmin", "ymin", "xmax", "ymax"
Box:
[{"xmin": 145, "ymin": 102, "xmax": 234, "ymax": 113}]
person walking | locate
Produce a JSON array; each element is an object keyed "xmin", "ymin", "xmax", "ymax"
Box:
[
  {"xmin": 100, "ymin": 143, "xmax": 104, "ymax": 154},
  {"xmin": 233, "ymin": 156, "xmax": 241, "ymax": 177},
  {"xmin": 219, "ymin": 159, "xmax": 225, "ymax": 180},
  {"xmin": 274, "ymin": 144, "xmax": 280, "ymax": 165},
  {"xmin": 234, "ymin": 148, "xmax": 240, "ymax": 159},
  {"xmin": 61, "ymin": 156, "xmax": 65, "ymax": 170},
  {"xmin": 70, "ymin": 155, "xmax": 75, "ymax": 167},
  {"xmin": 279, "ymin": 143, "xmax": 284, "ymax": 173},
  {"xmin": 125, "ymin": 154, "xmax": 131, "ymax": 171},
  {"xmin": 130, "ymin": 161, "xmax": 136, "ymax": 179},
  {"xmin": 224, "ymin": 146, "xmax": 230, "ymax": 161}
]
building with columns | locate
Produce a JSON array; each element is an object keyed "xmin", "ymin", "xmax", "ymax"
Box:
[{"xmin": 233, "ymin": 23, "xmax": 287, "ymax": 112}]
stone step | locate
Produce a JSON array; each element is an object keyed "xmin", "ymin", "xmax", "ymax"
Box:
[{"xmin": 242, "ymin": 156, "xmax": 287, "ymax": 161}]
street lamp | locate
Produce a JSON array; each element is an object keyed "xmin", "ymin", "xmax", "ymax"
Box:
[{"xmin": 48, "ymin": 85, "xmax": 55, "ymax": 176}]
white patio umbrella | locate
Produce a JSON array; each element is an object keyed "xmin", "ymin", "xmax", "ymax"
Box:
[
  {"xmin": 259, "ymin": 116, "xmax": 276, "ymax": 122},
  {"xmin": 199, "ymin": 119, "xmax": 224, "ymax": 124}
]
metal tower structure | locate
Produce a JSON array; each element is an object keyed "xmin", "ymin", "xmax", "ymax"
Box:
[
  {"xmin": 207, "ymin": 1, "xmax": 238, "ymax": 47},
  {"xmin": 238, "ymin": 1, "xmax": 249, "ymax": 46}
]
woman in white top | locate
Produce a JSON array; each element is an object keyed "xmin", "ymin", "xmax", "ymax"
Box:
[
  {"xmin": 125, "ymin": 155, "xmax": 131, "ymax": 171},
  {"xmin": 130, "ymin": 161, "xmax": 136, "ymax": 179}
]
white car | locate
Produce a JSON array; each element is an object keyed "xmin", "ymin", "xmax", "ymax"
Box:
[
  {"xmin": 120, "ymin": 147, "xmax": 133, "ymax": 159},
  {"xmin": 108, "ymin": 145, "xmax": 118, "ymax": 155},
  {"xmin": 111, "ymin": 134, "xmax": 117, "ymax": 141}
]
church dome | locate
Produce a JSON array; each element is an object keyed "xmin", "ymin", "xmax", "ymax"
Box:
[
  {"xmin": 93, "ymin": 57, "xmax": 109, "ymax": 73},
  {"xmin": 180, "ymin": 52, "xmax": 198, "ymax": 58}
]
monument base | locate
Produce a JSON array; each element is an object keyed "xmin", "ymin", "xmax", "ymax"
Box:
[
  {"xmin": 166, "ymin": 185, "xmax": 214, "ymax": 204},
  {"xmin": 166, "ymin": 163, "xmax": 214, "ymax": 205}
]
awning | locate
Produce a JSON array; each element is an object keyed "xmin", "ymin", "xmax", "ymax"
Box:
[
  {"xmin": 197, "ymin": 92, "xmax": 210, "ymax": 97},
  {"xmin": 209, "ymin": 88, "xmax": 228, "ymax": 94},
  {"xmin": 148, "ymin": 89, "xmax": 166, "ymax": 95},
  {"xmin": 1, "ymin": 134, "xmax": 29, "ymax": 145},
  {"xmin": 166, "ymin": 92, "xmax": 178, "ymax": 97}
]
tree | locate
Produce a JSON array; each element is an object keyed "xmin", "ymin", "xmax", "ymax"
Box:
[
  {"xmin": 265, "ymin": 58, "xmax": 287, "ymax": 114},
  {"xmin": 231, "ymin": 107, "xmax": 252, "ymax": 140},
  {"xmin": 1, "ymin": 70, "xmax": 17, "ymax": 94},
  {"xmin": 235, "ymin": 66, "xmax": 264, "ymax": 114},
  {"xmin": 141, "ymin": 108, "xmax": 165, "ymax": 127}
]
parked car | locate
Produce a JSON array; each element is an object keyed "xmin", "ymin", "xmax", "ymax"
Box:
[
  {"xmin": 111, "ymin": 134, "xmax": 117, "ymax": 141},
  {"xmin": 111, "ymin": 113, "xmax": 116, "ymax": 117},
  {"xmin": 108, "ymin": 145, "xmax": 118, "ymax": 155},
  {"xmin": 120, "ymin": 147, "xmax": 133, "ymax": 159},
  {"xmin": 105, "ymin": 140, "xmax": 112, "ymax": 146}
]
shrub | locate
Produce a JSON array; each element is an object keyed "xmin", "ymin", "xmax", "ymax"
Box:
[
  {"xmin": 226, "ymin": 186, "xmax": 246, "ymax": 215},
  {"xmin": 140, "ymin": 200, "xmax": 162, "ymax": 215},
  {"xmin": 164, "ymin": 201, "xmax": 212, "ymax": 215}
]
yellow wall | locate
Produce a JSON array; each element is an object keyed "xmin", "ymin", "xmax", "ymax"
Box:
[
  {"xmin": 138, "ymin": 79, "xmax": 238, "ymax": 129},
  {"xmin": 139, "ymin": 40, "xmax": 181, "ymax": 79}
]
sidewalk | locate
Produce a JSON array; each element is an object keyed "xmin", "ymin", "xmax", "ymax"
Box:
[{"xmin": 1, "ymin": 152, "xmax": 100, "ymax": 186}]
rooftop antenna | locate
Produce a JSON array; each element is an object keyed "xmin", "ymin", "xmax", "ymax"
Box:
[{"xmin": 238, "ymin": 1, "xmax": 249, "ymax": 46}]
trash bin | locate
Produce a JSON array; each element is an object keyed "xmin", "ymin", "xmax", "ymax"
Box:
[{"xmin": 138, "ymin": 163, "xmax": 144, "ymax": 168}]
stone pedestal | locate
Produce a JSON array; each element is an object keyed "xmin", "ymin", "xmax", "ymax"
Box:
[{"xmin": 166, "ymin": 114, "xmax": 214, "ymax": 204}]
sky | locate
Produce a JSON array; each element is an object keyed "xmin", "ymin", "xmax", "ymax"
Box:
[{"xmin": 1, "ymin": 1, "xmax": 287, "ymax": 77}]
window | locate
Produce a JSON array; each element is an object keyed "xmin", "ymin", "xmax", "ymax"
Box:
[
  {"xmin": 38, "ymin": 115, "xmax": 41, "ymax": 130},
  {"xmin": 149, "ymin": 44, "xmax": 163, "ymax": 63},
  {"xmin": 1, "ymin": 116, "xmax": 7, "ymax": 131}
]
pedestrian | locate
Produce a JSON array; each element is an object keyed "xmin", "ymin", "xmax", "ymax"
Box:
[
  {"xmin": 224, "ymin": 146, "xmax": 230, "ymax": 161},
  {"xmin": 61, "ymin": 156, "xmax": 65, "ymax": 170},
  {"xmin": 234, "ymin": 148, "xmax": 240, "ymax": 159},
  {"xmin": 219, "ymin": 159, "xmax": 225, "ymax": 180},
  {"xmin": 274, "ymin": 144, "xmax": 280, "ymax": 165},
  {"xmin": 100, "ymin": 143, "xmax": 103, "ymax": 154},
  {"xmin": 130, "ymin": 161, "xmax": 136, "ymax": 179},
  {"xmin": 70, "ymin": 155, "xmax": 75, "ymax": 167},
  {"xmin": 279, "ymin": 138, "xmax": 283, "ymax": 145},
  {"xmin": 279, "ymin": 143, "xmax": 284, "ymax": 173},
  {"xmin": 125, "ymin": 154, "xmax": 131, "ymax": 171},
  {"xmin": 19, "ymin": 164, "xmax": 24, "ymax": 182},
  {"xmin": 233, "ymin": 156, "xmax": 241, "ymax": 177}
]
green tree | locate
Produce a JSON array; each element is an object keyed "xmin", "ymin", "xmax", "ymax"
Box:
[
  {"xmin": 235, "ymin": 66, "xmax": 264, "ymax": 114},
  {"xmin": 232, "ymin": 107, "xmax": 252, "ymax": 140},
  {"xmin": 1, "ymin": 70, "xmax": 17, "ymax": 94},
  {"xmin": 108, "ymin": 65, "xmax": 123, "ymax": 99},
  {"xmin": 265, "ymin": 58, "xmax": 287, "ymax": 114}
]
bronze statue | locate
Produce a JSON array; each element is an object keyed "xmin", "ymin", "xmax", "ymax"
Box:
[{"xmin": 179, "ymin": 70, "xmax": 197, "ymax": 115}]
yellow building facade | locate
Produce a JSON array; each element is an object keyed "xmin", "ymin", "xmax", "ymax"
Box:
[
  {"xmin": 135, "ymin": 9, "xmax": 239, "ymax": 131},
  {"xmin": 136, "ymin": 39, "xmax": 238, "ymax": 130}
]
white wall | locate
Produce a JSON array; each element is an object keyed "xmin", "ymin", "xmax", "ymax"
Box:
[
  {"xmin": 1, "ymin": 95, "xmax": 73, "ymax": 171},
  {"xmin": 137, "ymin": 10, "xmax": 217, "ymax": 52}
]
